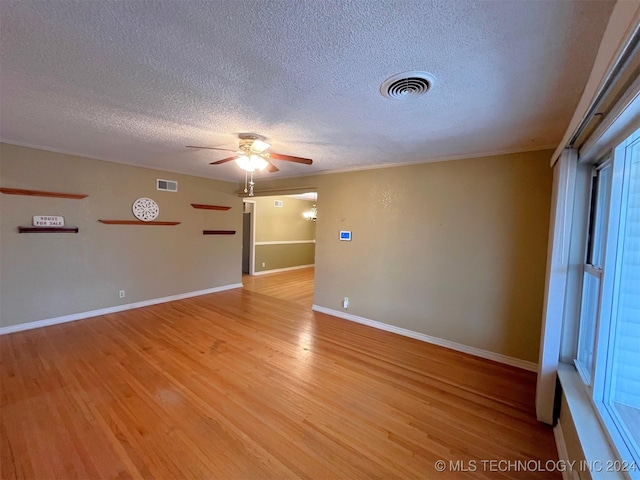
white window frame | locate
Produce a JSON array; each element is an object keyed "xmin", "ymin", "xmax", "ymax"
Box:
[
  {"xmin": 575, "ymin": 159, "xmax": 612, "ymax": 387},
  {"xmin": 591, "ymin": 131, "xmax": 640, "ymax": 474},
  {"xmin": 544, "ymin": 69, "xmax": 640, "ymax": 480},
  {"xmin": 573, "ymin": 129, "xmax": 640, "ymax": 478}
]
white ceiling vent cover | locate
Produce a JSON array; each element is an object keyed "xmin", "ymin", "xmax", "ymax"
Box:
[
  {"xmin": 157, "ymin": 179, "xmax": 178, "ymax": 192},
  {"xmin": 380, "ymin": 71, "xmax": 435, "ymax": 100}
]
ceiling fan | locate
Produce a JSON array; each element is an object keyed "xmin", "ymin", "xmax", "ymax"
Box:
[{"xmin": 186, "ymin": 134, "xmax": 313, "ymax": 196}]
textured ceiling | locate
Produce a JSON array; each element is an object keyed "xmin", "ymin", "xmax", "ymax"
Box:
[{"xmin": 0, "ymin": 0, "xmax": 615, "ymax": 183}]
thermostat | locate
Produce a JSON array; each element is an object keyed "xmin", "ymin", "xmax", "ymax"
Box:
[{"xmin": 339, "ymin": 231, "xmax": 352, "ymax": 241}]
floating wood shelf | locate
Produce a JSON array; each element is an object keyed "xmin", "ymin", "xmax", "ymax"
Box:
[
  {"xmin": 191, "ymin": 204, "xmax": 231, "ymax": 211},
  {"xmin": 1, "ymin": 187, "xmax": 88, "ymax": 199},
  {"xmin": 18, "ymin": 226, "xmax": 79, "ymax": 233},
  {"xmin": 98, "ymin": 220, "xmax": 181, "ymax": 226},
  {"xmin": 203, "ymin": 230, "xmax": 236, "ymax": 235}
]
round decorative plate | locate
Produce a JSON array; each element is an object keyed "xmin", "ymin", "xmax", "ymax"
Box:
[{"xmin": 132, "ymin": 197, "xmax": 159, "ymax": 222}]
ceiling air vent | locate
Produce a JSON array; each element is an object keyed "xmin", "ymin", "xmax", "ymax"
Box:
[
  {"xmin": 380, "ymin": 71, "xmax": 435, "ymax": 100},
  {"xmin": 157, "ymin": 179, "xmax": 178, "ymax": 192}
]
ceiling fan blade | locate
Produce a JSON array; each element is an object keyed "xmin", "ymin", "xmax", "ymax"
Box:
[
  {"xmin": 265, "ymin": 160, "xmax": 280, "ymax": 173},
  {"xmin": 210, "ymin": 156, "xmax": 240, "ymax": 165},
  {"xmin": 186, "ymin": 145, "xmax": 238, "ymax": 153},
  {"xmin": 268, "ymin": 152, "xmax": 313, "ymax": 165}
]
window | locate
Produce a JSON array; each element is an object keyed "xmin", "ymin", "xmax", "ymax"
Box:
[
  {"xmin": 575, "ymin": 129, "xmax": 640, "ymax": 475},
  {"xmin": 576, "ymin": 162, "xmax": 612, "ymax": 384}
]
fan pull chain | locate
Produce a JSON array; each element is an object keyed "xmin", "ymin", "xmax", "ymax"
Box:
[
  {"xmin": 244, "ymin": 170, "xmax": 248, "ymax": 194},
  {"xmin": 248, "ymin": 171, "xmax": 255, "ymax": 196}
]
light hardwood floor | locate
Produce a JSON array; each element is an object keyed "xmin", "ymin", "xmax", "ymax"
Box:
[
  {"xmin": 242, "ymin": 267, "xmax": 315, "ymax": 308},
  {"xmin": 1, "ymin": 268, "xmax": 558, "ymax": 479}
]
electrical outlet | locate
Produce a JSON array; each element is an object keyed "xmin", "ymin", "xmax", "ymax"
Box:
[
  {"xmin": 343, "ymin": 297, "xmax": 349, "ymax": 309},
  {"xmin": 119, "ymin": 290, "xmax": 125, "ymax": 298},
  {"xmin": 262, "ymin": 262, "xmax": 266, "ymax": 267}
]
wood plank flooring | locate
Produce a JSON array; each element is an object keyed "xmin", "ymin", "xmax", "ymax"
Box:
[
  {"xmin": 1, "ymin": 269, "xmax": 558, "ymax": 479},
  {"xmin": 242, "ymin": 267, "xmax": 315, "ymax": 308}
]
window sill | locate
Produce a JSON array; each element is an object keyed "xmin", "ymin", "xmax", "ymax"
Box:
[{"xmin": 557, "ymin": 363, "xmax": 627, "ymax": 479}]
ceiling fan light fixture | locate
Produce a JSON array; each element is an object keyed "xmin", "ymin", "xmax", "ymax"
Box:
[
  {"xmin": 236, "ymin": 154, "xmax": 268, "ymax": 172},
  {"xmin": 188, "ymin": 135, "xmax": 312, "ymax": 197},
  {"xmin": 250, "ymin": 139, "xmax": 271, "ymax": 153},
  {"xmin": 303, "ymin": 204, "xmax": 317, "ymax": 221}
]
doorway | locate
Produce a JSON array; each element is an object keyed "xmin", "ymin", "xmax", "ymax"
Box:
[
  {"xmin": 242, "ymin": 212, "xmax": 251, "ymax": 274},
  {"xmin": 242, "ymin": 200, "xmax": 256, "ymax": 275},
  {"xmin": 242, "ymin": 193, "xmax": 316, "ymax": 307},
  {"xmin": 242, "ymin": 193, "xmax": 316, "ymax": 276}
]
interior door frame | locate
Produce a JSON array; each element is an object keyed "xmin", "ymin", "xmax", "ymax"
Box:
[{"xmin": 243, "ymin": 200, "xmax": 256, "ymax": 275}]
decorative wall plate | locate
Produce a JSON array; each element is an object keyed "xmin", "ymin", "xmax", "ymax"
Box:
[{"xmin": 132, "ymin": 197, "xmax": 159, "ymax": 222}]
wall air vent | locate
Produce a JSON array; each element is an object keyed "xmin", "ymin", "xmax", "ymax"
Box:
[
  {"xmin": 380, "ymin": 71, "xmax": 435, "ymax": 100},
  {"xmin": 157, "ymin": 179, "xmax": 178, "ymax": 192}
]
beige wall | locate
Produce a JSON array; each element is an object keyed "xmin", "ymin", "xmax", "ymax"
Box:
[
  {"xmin": 251, "ymin": 196, "xmax": 316, "ymax": 242},
  {"xmin": 248, "ymin": 150, "xmax": 553, "ymax": 363},
  {"xmin": 0, "ymin": 143, "xmax": 242, "ymax": 328},
  {"xmin": 249, "ymin": 196, "xmax": 316, "ymax": 272},
  {"xmin": 255, "ymin": 244, "xmax": 316, "ymax": 272}
]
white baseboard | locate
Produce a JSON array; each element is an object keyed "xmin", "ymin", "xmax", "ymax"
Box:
[
  {"xmin": 0, "ymin": 283, "xmax": 243, "ymax": 335},
  {"xmin": 311, "ymin": 305, "xmax": 538, "ymax": 372},
  {"xmin": 253, "ymin": 264, "xmax": 314, "ymax": 276}
]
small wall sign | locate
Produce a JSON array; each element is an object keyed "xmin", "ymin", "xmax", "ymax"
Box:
[{"xmin": 33, "ymin": 215, "xmax": 65, "ymax": 227}]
